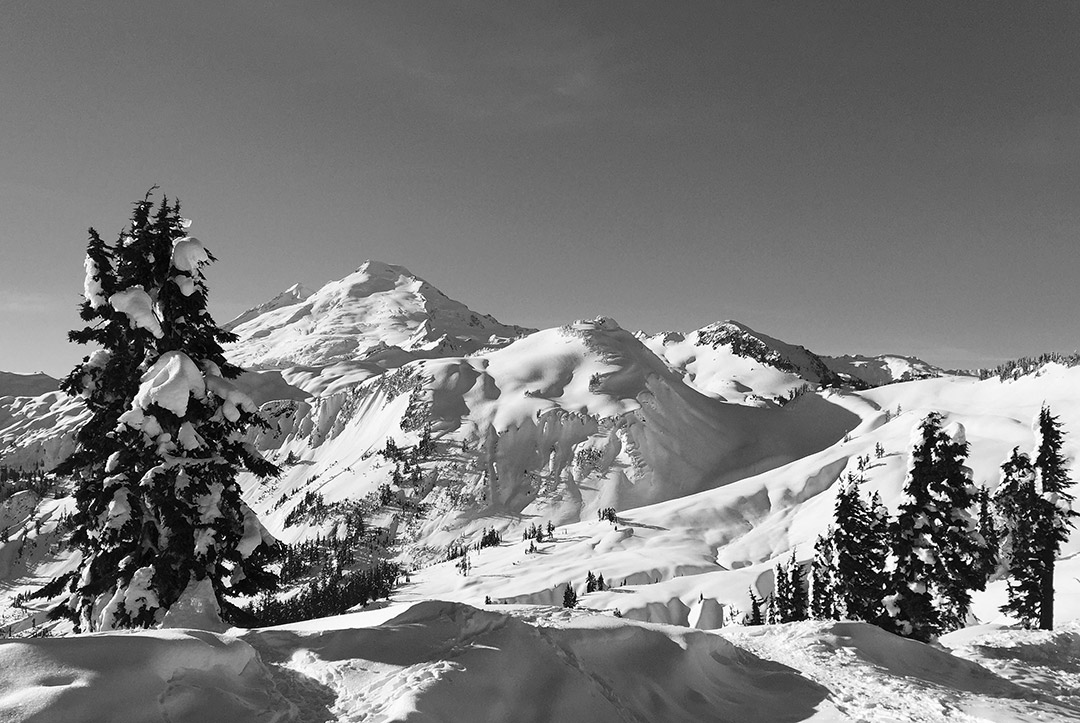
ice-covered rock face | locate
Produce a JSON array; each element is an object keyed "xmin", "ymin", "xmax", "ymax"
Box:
[{"xmin": 223, "ymin": 260, "xmax": 533, "ymax": 370}]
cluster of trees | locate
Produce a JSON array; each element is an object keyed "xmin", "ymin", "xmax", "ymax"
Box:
[
  {"xmin": 0, "ymin": 467, "xmax": 53, "ymax": 504},
  {"xmin": 522, "ymin": 521, "xmax": 555, "ymax": 542},
  {"xmin": 561, "ymin": 571, "xmax": 608, "ymax": 609},
  {"xmin": 748, "ymin": 408, "xmax": 1073, "ymax": 640},
  {"xmin": 34, "ymin": 192, "xmax": 281, "ymax": 631},
  {"xmin": 979, "ymin": 352, "xmax": 1080, "ymax": 381},
  {"xmin": 597, "ymin": 507, "xmax": 618, "ymax": 524},
  {"xmin": 244, "ymin": 561, "xmax": 400, "ymax": 626}
]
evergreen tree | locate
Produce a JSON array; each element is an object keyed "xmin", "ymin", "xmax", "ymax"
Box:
[
  {"xmin": 995, "ymin": 447, "xmax": 1043, "ymax": 628},
  {"xmin": 771, "ymin": 559, "xmax": 792, "ymax": 623},
  {"xmin": 585, "ymin": 571, "xmax": 597, "ymax": 593},
  {"xmin": 745, "ymin": 587, "xmax": 765, "ymax": 626},
  {"xmin": 596, "ymin": 573, "xmax": 605, "ymax": 591},
  {"xmin": 562, "ymin": 582, "xmax": 578, "ymax": 609},
  {"xmin": 810, "ymin": 528, "xmax": 839, "ymax": 620},
  {"xmin": 788, "ymin": 550, "xmax": 809, "ymax": 621},
  {"xmin": 884, "ymin": 413, "xmax": 986, "ymax": 641},
  {"xmin": 1032, "ymin": 405, "xmax": 1075, "ymax": 629},
  {"xmin": 39, "ymin": 193, "xmax": 280, "ymax": 631},
  {"xmin": 976, "ymin": 485, "xmax": 1000, "ymax": 583},
  {"xmin": 933, "ymin": 423, "xmax": 988, "ymax": 631},
  {"xmin": 833, "ymin": 478, "xmax": 889, "ymax": 622}
]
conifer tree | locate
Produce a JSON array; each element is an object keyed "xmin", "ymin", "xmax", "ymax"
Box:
[
  {"xmin": 586, "ymin": 570, "xmax": 597, "ymax": 593},
  {"xmin": 787, "ymin": 550, "xmax": 809, "ymax": 621},
  {"xmin": 976, "ymin": 485, "xmax": 999, "ymax": 583},
  {"xmin": 40, "ymin": 193, "xmax": 280, "ymax": 631},
  {"xmin": 995, "ymin": 447, "xmax": 1043, "ymax": 628},
  {"xmin": 1032, "ymin": 405, "xmax": 1075, "ymax": 629},
  {"xmin": 810, "ymin": 528, "xmax": 839, "ymax": 620},
  {"xmin": 771, "ymin": 559, "xmax": 791, "ymax": 623},
  {"xmin": 745, "ymin": 587, "xmax": 765, "ymax": 626},
  {"xmin": 884, "ymin": 413, "xmax": 986, "ymax": 641},
  {"xmin": 562, "ymin": 582, "xmax": 578, "ymax": 609},
  {"xmin": 833, "ymin": 477, "xmax": 889, "ymax": 622}
]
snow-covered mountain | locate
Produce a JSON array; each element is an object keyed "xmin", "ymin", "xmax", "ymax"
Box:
[
  {"xmin": 224, "ymin": 260, "xmax": 533, "ymax": 370},
  {"xmin": 822, "ymin": 352, "xmax": 950, "ymax": 387}
]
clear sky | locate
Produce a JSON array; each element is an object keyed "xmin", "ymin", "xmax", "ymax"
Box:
[{"xmin": 2, "ymin": 2, "xmax": 1078, "ymax": 378}]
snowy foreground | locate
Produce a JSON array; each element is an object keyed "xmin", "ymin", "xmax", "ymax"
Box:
[{"xmin": 2, "ymin": 600, "xmax": 1078, "ymax": 722}]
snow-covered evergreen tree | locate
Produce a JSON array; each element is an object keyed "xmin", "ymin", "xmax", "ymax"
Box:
[
  {"xmin": 1031, "ymin": 405, "xmax": 1075, "ymax": 629},
  {"xmin": 933, "ymin": 421, "xmax": 989, "ymax": 631},
  {"xmin": 40, "ymin": 193, "xmax": 280, "ymax": 631},
  {"xmin": 994, "ymin": 447, "xmax": 1043, "ymax": 628},
  {"xmin": 810, "ymin": 528, "xmax": 839, "ymax": 620},
  {"xmin": 884, "ymin": 413, "xmax": 987, "ymax": 641}
]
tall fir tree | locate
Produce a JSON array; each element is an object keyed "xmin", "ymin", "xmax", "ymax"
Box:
[
  {"xmin": 39, "ymin": 193, "xmax": 280, "ymax": 631},
  {"xmin": 933, "ymin": 422, "xmax": 989, "ymax": 631},
  {"xmin": 1031, "ymin": 405, "xmax": 1075, "ymax": 629},
  {"xmin": 787, "ymin": 550, "xmax": 809, "ymax": 621},
  {"xmin": 769, "ymin": 561, "xmax": 790, "ymax": 624},
  {"xmin": 884, "ymin": 413, "xmax": 987, "ymax": 641},
  {"xmin": 994, "ymin": 447, "xmax": 1043, "ymax": 628}
]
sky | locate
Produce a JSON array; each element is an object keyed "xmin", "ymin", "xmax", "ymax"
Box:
[{"xmin": 1, "ymin": 1, "xmax": 1078, "ymax": 377}]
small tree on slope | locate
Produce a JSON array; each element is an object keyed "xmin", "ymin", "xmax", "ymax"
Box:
[{"xmin": 39, "ymin": 193, "xmax": 280, "ymax": 631}]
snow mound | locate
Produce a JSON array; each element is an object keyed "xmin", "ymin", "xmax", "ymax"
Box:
[
  {"xmin": 243, "ymin": 600, "xmax": 829, "ymax": 723},
  {"xmin": 0, "ymin": 629, "xmax": 293, "ymax": 723},
  {"xmin": 725, "ymin": 620, "xmax": 1080, "ymax": 721}
]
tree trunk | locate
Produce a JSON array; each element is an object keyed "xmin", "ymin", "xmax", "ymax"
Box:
[{"xmin": 1039, "ymin": 558, "xmax": 1055, "ymax": 630}]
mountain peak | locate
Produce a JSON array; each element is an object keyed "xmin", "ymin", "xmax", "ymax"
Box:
[{"xmin": 225, "ymin": 260, "xmax": 533, "ymax": 369}]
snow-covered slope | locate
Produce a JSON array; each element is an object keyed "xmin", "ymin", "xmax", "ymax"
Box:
[
  {"xmin": 225, "ymin": 261, "xmax": 532, "ymax": 370},
  {"xmin": 243, "ymin": 316, "xmax": 858, "ymax": 562},
  {"xmin": 222, "ymin": 282, "xmax": 313, "ymax": 333}
]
